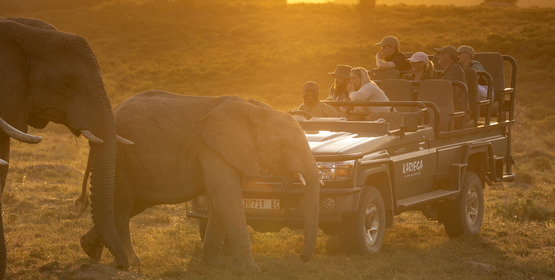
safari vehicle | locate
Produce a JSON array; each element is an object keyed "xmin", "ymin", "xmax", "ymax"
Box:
[{"xmin": 187, "ymin": 52, "xmax": 516, "ymax": 253}]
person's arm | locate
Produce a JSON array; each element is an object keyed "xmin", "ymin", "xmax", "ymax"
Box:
[{"xmin": 376, "ymin": 52, "xmax": 397, "ymax": 70}]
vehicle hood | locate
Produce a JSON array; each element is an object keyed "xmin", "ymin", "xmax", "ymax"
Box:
[{"xmin": 306, "ymin": 131, "xmax": 390, "ymax": 155}]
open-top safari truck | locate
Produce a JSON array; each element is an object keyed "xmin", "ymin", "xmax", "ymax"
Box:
[{"xmin": 187, "ymin": 52, "xmax": 516, "ymax": 254}]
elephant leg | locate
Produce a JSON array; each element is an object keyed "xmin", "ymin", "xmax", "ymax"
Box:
[
  {"xmin": 200, "ymin": 149, "xmax": 260, "ymax": 273},
  {"xmin": 201, "ymin": 196, "xmax": 227, "ymax": 266},
  {"xmin": 80, "ymin": 226, "xmax": 104, "ymax": 262},
  {"xmin": 114, "ymin": 174, "xmax": 141, "ymax": 267}
]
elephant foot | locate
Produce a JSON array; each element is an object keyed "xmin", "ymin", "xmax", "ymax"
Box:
[
  {"xmin": 234, "ymin": 259, "xmax": 261, "ymax": 273},
  {"xmin": 80, "ymin": 231, "xmax": 104, "ymax": 262},
  {"xmin": 201, "ymin": 254, "xmax": 226, "ymax": 268}
]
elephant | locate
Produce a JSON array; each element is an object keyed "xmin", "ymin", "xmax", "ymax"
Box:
[
  {"xmin": 0, "ymin": 117, "xmax": 42, "ymax": 277},
  {"xmin": 76, "ymin": 90, "xmax": 321, "ymax": 272},
  {"xmin": 0, "ymin": 17, "xmax": 130, "ymax": 275}
]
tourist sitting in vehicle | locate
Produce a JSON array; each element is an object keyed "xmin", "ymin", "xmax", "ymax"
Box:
[
  {"xmin": 294, "ymin": 81, "xmax": 339, "ymax": 117},
  {"xmin": 375, "ymin": 36, "xmax": 411, "ymax": 72},
  {"xmin": 326, "ymin": 64, "xmax": 352, "ymax": 116},
  {"xmin": 402, "ymin": 52, "xmax": 436, "ymax": 81},
  {"xmin": 458, "ymin": 45, "xmax": 489, "ymax": 101},
  {"xmin": 347, "ymin": 67, "xmax": 391, "ymax": 115}
]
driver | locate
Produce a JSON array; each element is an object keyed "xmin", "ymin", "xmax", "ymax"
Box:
[{"xmin": 294, "ymin": 81, "xmax": 338, "ymax": 117}]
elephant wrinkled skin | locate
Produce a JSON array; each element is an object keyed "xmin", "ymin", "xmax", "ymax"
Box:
[
  {"xmin": 0, "ymin": 17, "xmax": 128, "ymax": 277},
  {"xmin": 77, "ymin": 91, "xmax": 321, "ymax": 272}
]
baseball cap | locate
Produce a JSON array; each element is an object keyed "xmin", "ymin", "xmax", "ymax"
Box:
[
  {"xmin": 407, "ymin": 52, "xmax": 430, "ymax": 64},
  {"xmin": 457, "ymin": 45, "xmax": 475, "ymax": 57},
  {"xmin": 434, "ymin": 46, "xmax": 458, "ymax": 60},
  {"xmin": 376, "ymin": 36, "xmax": 400, "ymax": 48}
]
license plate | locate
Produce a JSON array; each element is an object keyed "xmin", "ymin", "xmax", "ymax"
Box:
[{"xmin": 243, "ymin": 198, "xmax": 280, "ymax": 209}]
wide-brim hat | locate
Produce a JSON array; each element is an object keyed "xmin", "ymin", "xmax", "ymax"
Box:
[
  {"xmin": 376, "ymin": 36, "xmax": 400, "ymax": 48},
  {"xmin": 328, "ymin": 64, "xmax": 352, "ymax": 79},
  {"xmin": 434, "ymin": 46, "xmax": 458, "ymax": 60}
]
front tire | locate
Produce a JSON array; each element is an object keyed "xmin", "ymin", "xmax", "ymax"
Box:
[
  {"xmin": 442, "ymin": 171, "xmax": 484, "ymax": 236},
  {"xmin": 339, "ymin": 186, "xmax": 386, "ymax": 254}
]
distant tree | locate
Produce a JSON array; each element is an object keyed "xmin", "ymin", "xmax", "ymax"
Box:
[{"xmin": 482, "ymin": 0, "xmax": 518, "ymax": 6}]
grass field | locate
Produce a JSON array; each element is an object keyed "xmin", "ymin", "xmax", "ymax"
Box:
[{"xmin": 2, "ymin": 1, "xmax": 555, "ymax": 279}]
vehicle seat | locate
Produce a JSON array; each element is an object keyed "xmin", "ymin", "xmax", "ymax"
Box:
[
  {"xmin": 417, "ymin": 79, "xmax": 466, "ymax": 131},
  {"xmin": 463, "ymin": 67, "xmax": 492, "ymax": 126},
  {"xmin": 378, "ymin": 79, "xmax": 414, "ymax": 112},
  {"xmin": 368, "ymin": 68, "xmax": 400, "ymax": 81},
  {"xmin": 474, "ymin": 52, "xmax": 510, "ymax": 121}
]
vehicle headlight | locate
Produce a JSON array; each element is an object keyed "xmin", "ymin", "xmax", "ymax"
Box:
[{"xmin": 317, "ymin": 160, "xmax": 355, "ymax": 180}]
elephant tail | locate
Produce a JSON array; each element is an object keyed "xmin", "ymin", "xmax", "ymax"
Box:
[{"xmin": 75, "ymin": 150, "xmax": 92, "ymax": 217}]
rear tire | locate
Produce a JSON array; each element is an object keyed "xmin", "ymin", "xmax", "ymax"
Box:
[
  {"xmin": 442, "ymin": 171, "xmax": 484, "ymax": 237},
  {"xmin": 339, "ymin": 186, "xmax": 386, "ymax": 254}
]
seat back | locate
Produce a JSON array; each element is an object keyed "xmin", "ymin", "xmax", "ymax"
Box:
[
  {"xmin": 417, "ymin": 79, "xmax": 454, "ymax": 131},
  {"xmin": 379, "ymin": 79, "xmax": 413, "ymax": 112},
  {"xmin": 368, "ymin": 68, "xmax": 400, "ymax": 81},
  {"xmin": 474, "ymin": 52, "xmax": 505, "ymax": 96},
  {"xmin": 463, "ymin": 67, "xmax": 479, "ymax": 116}
]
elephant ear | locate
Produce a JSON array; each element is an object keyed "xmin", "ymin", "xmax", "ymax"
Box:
[{"xmin": 200, "ymin": 101, "xmax": 262, "ymax": 178}]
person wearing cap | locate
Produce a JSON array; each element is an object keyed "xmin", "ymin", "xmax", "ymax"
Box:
[
  {"xmin": 375, "ymin": 36, "xmax": 411, "ymax": 72},
  {"xmin": 295, "ymin": 81, "xmax": 339, "ymax": 117},
  {"xmin": 347, "ymin": 67, "xmax": 391, "ymax": 114},
  {"xmin": 326, "ymin": 64, "xmax": 352, "ymax": 116},
  {"xmin": 435, "ymin": 45, "xmax": 466, "ymax": 86},
  {"xmin": 435, "ymin": 45, "xmax": 470, "ymax": 127},
  {"xmin": 402, "ymin": 52, "xmax": 436, "ymax": 81},
  {"xmin": 458, "ymin": 45, "xmax": 489, "ymax": 100}
]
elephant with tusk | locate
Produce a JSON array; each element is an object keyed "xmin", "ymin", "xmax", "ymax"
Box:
[
  {"xmin": 0, "ymin": 17, "xmax": 132, "ymax": 275},
  {"xmin": 77, "ymin": 90, "xmax": 321, "ymax": 272}
]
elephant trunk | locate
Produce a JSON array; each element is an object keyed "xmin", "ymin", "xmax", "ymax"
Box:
[
  {"xmin": 85, "ymin": 96, "xmax": 128, "ymax": 269},
  {"xmin": 300, "ymin": 165, "xmax": 321, "ymax": 262}
]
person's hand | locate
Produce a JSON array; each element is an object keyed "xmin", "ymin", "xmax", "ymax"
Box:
[{"xmin": 376, "ymin": 52, "xmax": 383, "ymax": 60}]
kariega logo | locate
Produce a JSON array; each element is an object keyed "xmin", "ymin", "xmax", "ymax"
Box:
[{"xmin": 402, "ymin": 159, "xmax": 423, "ymax": 178}]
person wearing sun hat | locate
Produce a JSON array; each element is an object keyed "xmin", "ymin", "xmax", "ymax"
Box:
[
  {"xmin": 402, "ymin": 52, "xmax": 436, "ymax": 81},
  {"xmin": 375, "ymin": 36, "xmax": 411, "ymax": 72},
  {"xmin": 295, "ymin": 81, "xmax": 339, "ymax": 117},
  {"xmin": 326, "ymin": 64, "xmax": 352, "ymax": 116}
]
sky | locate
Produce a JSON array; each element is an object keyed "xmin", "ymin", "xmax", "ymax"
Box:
[{"xmin": 287, "ymin": 0, "xmax": 554, "ymax": 8}]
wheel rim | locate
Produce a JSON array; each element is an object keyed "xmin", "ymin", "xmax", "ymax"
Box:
[
  {"xmin": 364, "ymin": 204, "xmax": 379, "ymax": 246},
  {"xmin": 465, "ymin": 187, "xmax": 479, "ymax": 226}
]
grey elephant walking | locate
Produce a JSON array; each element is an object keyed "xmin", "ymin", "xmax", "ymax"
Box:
[
  {"xmin": 77, "ymin": 91, "xmax": 321, "ymax": 272},
  {"xmin": 0, "ymin": 17, "xmax": 129, "ymax": 276}
]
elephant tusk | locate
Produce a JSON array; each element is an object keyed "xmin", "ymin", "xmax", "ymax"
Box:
[
  {"xmin": 0, "ymin": 159, "xmax": 8, "ymax": 166},
  {"xmin": 0, "ymin": 118, "xmax": 42, "ymax": 144},
  {"xmin": 298, "ymin": 173, "xmax": 306, "ymax": 186},
  {"xmin": 116, "ymin": 135, "xmax": 134, "ymax": 145},
  {"xmin": 81, "ymin": 130, "xmax": 103, "ymax": 144}
]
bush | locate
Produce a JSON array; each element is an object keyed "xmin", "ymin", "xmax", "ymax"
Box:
[{"xmin": 494, "ymin": 198, "xmax": 554, "ymax": 222}]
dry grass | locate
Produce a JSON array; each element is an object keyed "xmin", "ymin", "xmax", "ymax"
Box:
[{"xmin": 1, "ymin": 1, "xmax": 554, "ymax": 279}]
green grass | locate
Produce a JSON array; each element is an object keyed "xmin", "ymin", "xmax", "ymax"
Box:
[{"xmin": 2, "ymin": 1, "xmax": 555, "ymax": 279}]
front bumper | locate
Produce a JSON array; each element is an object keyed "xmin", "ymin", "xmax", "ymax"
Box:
[{"xmin": 186, "ymin": 176, "xmax": 360, "ymax": 231}]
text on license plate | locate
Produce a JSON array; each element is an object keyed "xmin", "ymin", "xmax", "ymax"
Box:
[{"xmin": 243, "ymin": 198, "xmax": 280, "ymax": 209}]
